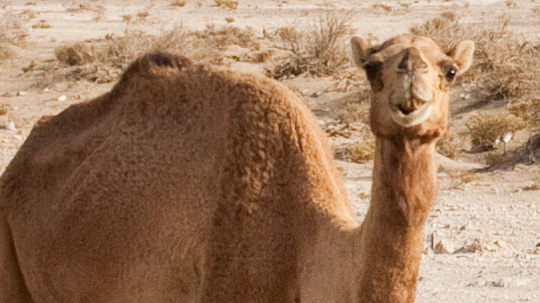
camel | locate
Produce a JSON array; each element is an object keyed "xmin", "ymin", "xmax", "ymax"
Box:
[{"xmin": 0, "ymin": 34, "xmax": 474, "ymax": 302}]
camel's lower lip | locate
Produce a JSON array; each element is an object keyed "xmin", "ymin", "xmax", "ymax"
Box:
[{"xmin": 390, "ymin": 102, "xmax": 433, "ymax": 128}]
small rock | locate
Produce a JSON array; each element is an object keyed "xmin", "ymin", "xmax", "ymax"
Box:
[
  {"xmin": 58, "ymin": 95, "xmax": 67, "ymax": 102},
  {"xmin": 454, "ymin": 238, "xmax": 483, "ymax": 254},
  {"xmin": 535, "ymin": 242, "xmax": 540, "ymax": 247},
  {"xmin": 486, "ymin": 279, "xmax": 506, "ymax": 288},
  {"xmin": 17, "ymin": 91, "xmax": 28, "ymax": 96},
  {"xmin": 434, "ymin": 239, "xmax": 454, "ymax": 254},
  {"xmin": 6, "ymin": 122, "xmax": 16, "ymax": 131},
  {"xmin": 532, "ymin": 247, "xmax": 540, "ymax": 255},
  {"xmin": 42, "ymin": 88, "xmax": 49, "ymax": 92},
  {"xmin": 493, "ymin": 240, "xmax": 516, "ymax": 255},
  {"xmin": 13, "ymin": 135, "xmax": 23, "ymax": 141}
]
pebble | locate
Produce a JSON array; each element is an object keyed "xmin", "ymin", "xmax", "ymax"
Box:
[
  {"xmin": 16, "ymin": 91, "xmax": 28, "ymax": 96},
  {"xmin": 58, "ymin": 95, "xmax": 67, "ymax": 102},
  {"xmin": 434, "ymin": 239, "xmax": 454, "ymax": 254},
  {"xmin": 454, "ymin": 238, "xmax": 483, "ymax": 254},
  {"xmin": 6, "ymin": 122, "xmax": 16, "ymax": 131}
]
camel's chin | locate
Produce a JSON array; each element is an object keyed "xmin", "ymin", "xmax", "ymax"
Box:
[{"xmin": 390, "ymin": 103, "xmax": 433, "ymax": 128}]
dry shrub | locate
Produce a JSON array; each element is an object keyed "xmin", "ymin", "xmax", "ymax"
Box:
[
  {"xmin": 336, "ymin": 139, "xmax": 375, "ymax": 163},
  {"xmin": 55, "ymin": 42, "xmax": 96, "ymax": 66},
  {"xmin": 330, "ymin": 93, "xmax": 374, "ymax": 163},
  {"xmin": 437, "ymin": 126, "xmax": 467, "ymax": 159},
  {"xmin": 0, "ymin": 10, "xmax": 27, "ymax": 60},
  {"xmin": 334, "ymin": 94, "xmax": 370, "ymax": 125},
  {"xmin": 51, "ymin": 23, "xmax": 262, "ymax": 84},
  {"xmin": 465, "ymin": 112, "xmax": 526, "ymax": 148},
  {"xmin": 269, "ymin": 10, "xmax": 353, "ymax": 79},
  {"xmin": 51, "ymin": 24, "xmax": 191, "ymax": 84},
  {"xmin": 192, "ymin": 24, "xmax": 259, "ymax": 51},
  {"xmin": 441, "ymin": 167, "xmax": 478, "ymax": 189},
  {"xmin": 55, "ymin": 24, "xmax": 191, "ymax": 67}
]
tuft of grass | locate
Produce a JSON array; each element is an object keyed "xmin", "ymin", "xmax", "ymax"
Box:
[
  {"xmin": 215, "ymin": 0, "xmax": 238, "ymax": 10},
  {"xmin": 465, "ymin": 112, "xmax": 526, "ymax": 149},
  {"xmin": 0, "ymin": 103, "xmax": 9, "ymax": 116},
  {"xmin": 372, "ymin": 4, "xmax": 392, "ymax": 12},
  {"xmin": 32, "ymin": 20, "xmax": 52, "ymax": 29},
  {"xmin": 55, "ymin": 42, "xmax": 96, "ymax": 66},
  {"xmin": 268, "ymin": 10, "xmax": 353, "ymax": 78},
  {"xmin": 192, "ymin": 24, "xmax": 259, "ymax": 51},
  {"xmin": 137, "ymin": 12, "xmax": 150, "ymax": 22},
  {"xmin": 170, "ymin": 0, "xmax": 187, "ymax": 7}
]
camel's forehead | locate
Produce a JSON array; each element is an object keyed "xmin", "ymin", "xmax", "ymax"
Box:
[{"xmin": 376, "ymin": 34, "xmax": 448, "ymax": 64}]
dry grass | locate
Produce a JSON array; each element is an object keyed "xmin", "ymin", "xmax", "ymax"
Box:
[
  {"xmin": 170, "ymin": 0, "xmax": 187, "ymax": 7},
  {"xmin": 329, "ymin": 94, "xmax": 375, "ymax": 163},
  {"xmin": 51, "ymin": 23, "xmax": 264, "ymax": 85},
  {"xmin": 465, "ymin": 112, "xmax": 526, "ymax": 149},
  {"xmin": 268, "ymin": 10, "xmax": 353, "ymax": 79},
  {"xmin": 372, "ymin": 4, "xmax": 392, "ymax": 12},
  {"xmin": 336, "ymin": 139, "xmax": 375, "ymax": 163},
  {"xmin": 523, "ymin": 166, "xmax": 540, "ymax": 191},
  {"xmin": 334, "ymin": 95, "xmax": 370, "ymax": 125},
  {"xmin": 215, "ymin": 0, "xmax": 238, "ymax": 10},
  {"xmin": 0, "ymin": 9, "xmax": 27, "ymax": 61},
  {"xmin": 192, "ymin": 24, "xmax": 259, "ymax": 51},
  {"xmin": 441, "ymin": 167, "xmax": 479, "ymax": 189},
  {"xmin": 32, "ymin": 20, "xmax": 52, "ymax": 29},
  {"xmin": 0, "ymin": 103, "xmax": 9, "ymax": 116}
]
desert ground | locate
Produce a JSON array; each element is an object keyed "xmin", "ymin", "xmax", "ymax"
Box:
[{"xmin": 1, "ymin": 0, "xmax": 540, "ymax": 301}]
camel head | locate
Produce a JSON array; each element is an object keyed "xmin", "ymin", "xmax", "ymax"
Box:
[{"xmin": 351, "ymin": 34, "xmax": 474, "ymax": 141}]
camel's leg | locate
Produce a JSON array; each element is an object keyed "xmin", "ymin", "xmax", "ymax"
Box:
[{"xmin": 0, "ymin": 207, "xmax": 33, "ymax": 303}]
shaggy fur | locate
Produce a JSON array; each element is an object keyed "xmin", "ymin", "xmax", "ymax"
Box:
[{"xmin": 0, "ymin": 34, "xmax": 473, "ymax": 303}]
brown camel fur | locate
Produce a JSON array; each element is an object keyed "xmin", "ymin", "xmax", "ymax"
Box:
[{"xmin": 0, "ymin": 34, "xmax": 473, "ymax": 303}]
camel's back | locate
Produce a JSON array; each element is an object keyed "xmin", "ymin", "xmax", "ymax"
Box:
[{"xmin": 0, "ymin": 53, "xmax": 353, "ymax": 302}]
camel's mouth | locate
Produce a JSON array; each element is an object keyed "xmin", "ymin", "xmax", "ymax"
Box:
[{"xmin": 390, "ymin": 99, "xmax": 433, "ymax": 127}]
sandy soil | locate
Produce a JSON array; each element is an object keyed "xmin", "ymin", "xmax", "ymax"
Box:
[{"xmin": 1, "ymin": 0, "xmax": 539, "ymax": 301}]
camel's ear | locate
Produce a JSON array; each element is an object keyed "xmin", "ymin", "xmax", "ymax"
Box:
[
  {"xmin": 448, "ymin": 40, "xmax": 475, "ymax": 75},
  {"xmin": 350, "ymin": 36, "xmax": 373, "ymax": 67}
]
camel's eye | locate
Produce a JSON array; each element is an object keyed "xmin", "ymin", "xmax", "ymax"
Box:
[
  {"xmin": 363, "ymin": 61, "xmax": 382, "ymax": 82},
  {"xmin": 444, "ymin": 66, "xmax": 458, "ymax": 82}
]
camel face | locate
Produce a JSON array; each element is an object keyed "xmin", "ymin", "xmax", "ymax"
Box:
[{"xmin": 351, "ymin": 34, "xmax": 474, "ymax": 139}]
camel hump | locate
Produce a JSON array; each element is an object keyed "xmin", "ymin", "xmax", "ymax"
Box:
[
  {"xmin": 137, "ymin": 52, "xmax": 192, "ymax": 71},
  {"xmin": 122, "ymin": 52, "xmax": 192, "ymax": 78}
]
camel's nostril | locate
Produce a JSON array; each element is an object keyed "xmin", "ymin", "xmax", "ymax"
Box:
[{"xmin": 398, "ymin": 104, "xmax": 415, "ymax": 115}]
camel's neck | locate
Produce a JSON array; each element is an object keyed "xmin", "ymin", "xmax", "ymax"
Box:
[{"xmin": 356, "ymin": 137, "xmax": 436, "ymax": 303}]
